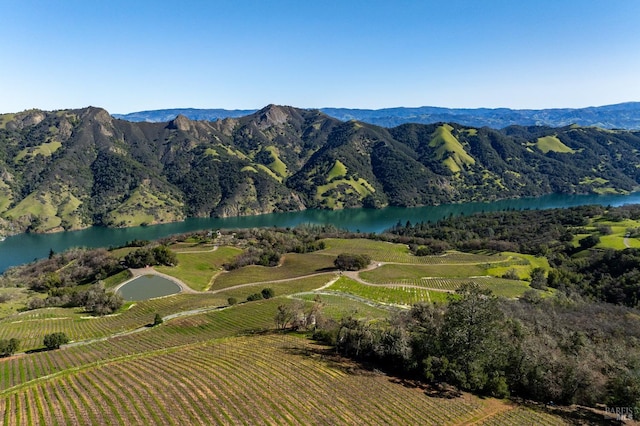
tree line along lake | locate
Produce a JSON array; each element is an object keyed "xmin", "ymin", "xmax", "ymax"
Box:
[{"xmin": 2, "ymin": 191, "xmax": 640, "ymax": 273}]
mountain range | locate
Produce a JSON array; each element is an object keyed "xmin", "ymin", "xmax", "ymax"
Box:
[
  {"xmin": 1, "ymin": 104, "xmax": 640, "ymax": 235},
  {"xmin": 113, "ymin": 102, "xmax": 640, "ymax": 130}
]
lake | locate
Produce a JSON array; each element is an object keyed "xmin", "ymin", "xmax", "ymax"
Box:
[
  {"xmin": 116, "ymin": 274, "xmax": 182, "ymax": 301},
  {"xmin": 2, "ymin": 191, "xmax": 640, "ymax": 273}
]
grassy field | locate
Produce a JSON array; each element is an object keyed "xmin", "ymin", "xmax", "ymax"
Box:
[
  {"xmin": 101, "ymin": 270, "xmax": 132, "ymax": 289},
  {"xmin": 156, "ymin": 246, "xmax": 242, "ymax": 291},
  {"xmin": 264, "ymin": 145, "xmax": 288, "ymax": 178},
  {"xmin": 486, "ymin": 252, "xmax": 549, "ymax": 279},
  {"xmin": 0, "ymin": 288, "xmax": 31, "ymax": 318},
  {"xmin": 327, "ymin": 159, "xmax": 347, "ymax": 180},
  {"xmin": 534, "ymin": 135, "xmax": 575, "ymax": 154},
  {"xmin": 361, "ymin": 263, "xmax": 488, "ymax": 281},
  {"xmin": 14, "ymin": 140, "xmax": 62, "ymax": 162},
  {"xmin": 211, "ymin": 252, "xmax": 335, "ymax": 290},
  {"xmin": 569, "ymin": 217, "xmax": 640, "ymax": 251}
]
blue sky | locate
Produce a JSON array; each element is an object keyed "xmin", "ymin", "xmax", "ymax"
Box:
[{"xmin": 1, "ymin": 0, "xmax": 639, "ymax": 113}]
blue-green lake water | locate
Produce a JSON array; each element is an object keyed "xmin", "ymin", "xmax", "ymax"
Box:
[
  {"xmin": 2, "ymin": 192, "xmax": 640, "ymax": 273},
  {"xmin": 117, "ymin": 275, "xmax": 181, "ymax": 301}
]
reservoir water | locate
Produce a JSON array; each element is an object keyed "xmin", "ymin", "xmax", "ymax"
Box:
[
  {"xmin": 116, "ymin": 275, "xmax": 182, "ymax": 301},
  {"xmin": 2, "ymin": 192, "xmax": 640, "ymax": 273}
]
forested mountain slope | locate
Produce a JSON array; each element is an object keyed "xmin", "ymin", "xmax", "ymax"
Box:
[{"xmin": 1, "ymin": 105, "xmax": 640, "ymax": 234}]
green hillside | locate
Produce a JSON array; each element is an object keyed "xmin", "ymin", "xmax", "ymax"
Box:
[
  {"xmin": 429, "ymin": 124, "xmax": 476, "ymax": 173},
  {"xmin": 1, "ymin": 105, "xmax": 640, "ymax": 235},
  {"xmin": 532, "ymin": 135, "xmax": 576, "ymax": 154}
]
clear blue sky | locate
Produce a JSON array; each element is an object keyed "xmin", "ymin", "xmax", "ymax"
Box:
[{"xmin": 1, "ymin": 0, "xmax": 639, "ymax": 114}]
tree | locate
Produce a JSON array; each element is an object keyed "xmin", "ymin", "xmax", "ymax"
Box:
[
  {"xmin": 438, "ymin": 283, "xmax": 507, "ymax": 394},
  {"xmin": 43, "ymin": 332, "xmax": 69, "ymax": 350},
  {"xmin": 153, "ymin": 313, "xmax": 163, "ymax": 326},
  {"xmin": 152, "ymin": 245, "xmax": 178, "ymax": 266},
  {"xmin": 502, "ymin": 268, "xmax": 520, "ymax": 280},
  {"xmin": 275, "ymin": 304, "xmax": 294, "ymax": 330},
  {"xmin": 261, "ymin": 288, "xmax": 275, "ymax": 299},
  {"xmin": 530, "ymin": 267, "xmax": 547, "ymax": 290},
  {"xmin": 334, "ymin": 253, "xmax": 371, "ymax": 271},
  {"xmin": 227, "ymin": 297, "xmax": 238, "ymax": 306},
  {"xmin": 0, "ymin": 338, "xmax": 19, "ymax": 357},
  {"xmin": 579, "ymin": 234, "xmax": 600, "ymax": 250}
]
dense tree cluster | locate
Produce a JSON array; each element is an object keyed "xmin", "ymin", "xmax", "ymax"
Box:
[
  {"xmin": 4, "ymin": 248, "xmax": 123, "ymax": 292},
  {"xmin": 28, "ymin": 283, "xmax": 123, "ymax": 315},
  {"xmin": 223, "ymin": 226, "xmax": 327, "ymax": 270},
  {"xmin": 123, "ymin": 245, "xmax": 178, "ymax": 268},
  {"xmin": 314, "ymin": 284, "xmax": 640, "ymax": 409},
  {"xmin": 389, "ymin": 205, "xmax": 603, "ymax": 256},
  {"xmin": 549, "ymin": 248, "xmax": 640, "ymax": 306},
  {"xmin": 389, "ymin": 204, "xmax": 640, "ymax": 307}
]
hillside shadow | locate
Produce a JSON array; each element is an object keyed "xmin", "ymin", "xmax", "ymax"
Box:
[
  {"xmin": 280, "ymin": 339, "xmax": 379, "ymax": 377},
  {"xmin": 314, "ymin": 266, "xmax": 339, "ymax": 273}
]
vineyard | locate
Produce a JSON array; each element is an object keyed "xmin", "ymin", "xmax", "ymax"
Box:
[
  {"xmin": 211, "ymin": 253, "xmax": 336, "ymax": 290},
  {"xmin": 328, "ymin": 277, "xmax": 450, "ymax": 305},
  {"xmin": 354, "ymin": 276, "xmax": 532, "ymax": 299},
  {"xmin": 320, "ymin": 238, "xmax": 510, "ymax": 264},
  {"xmin": 294, "ymin": 293, "xmax": 392, "ymax": 319},
  {"xmin": 0, "ymin": 235, "xmax": 578, "ymax": 424},
  {"xmin": 0, "ymin": 333, "xmax": 570, "ymax": 425},
  {"xmin": 0, "ymin": 293, "xmax": 227, "ymax": 350}
]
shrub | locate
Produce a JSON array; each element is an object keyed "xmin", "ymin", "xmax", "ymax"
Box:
[
  {"xmin": 502, "ymin": 269, "xmax": 520, "ymax": 280},
  {"xmin": 27, "ymin": 298, "xmax": 46, "ymax": 310},
  {"xmin": 227, "ymin": 297, "xmax": 238, "ymax": 306},
  {"xmin": 247, "ymin": 293, "xmax": 263, "ymax": 302}
]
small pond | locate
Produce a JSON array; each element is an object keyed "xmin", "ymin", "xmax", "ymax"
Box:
[{"xmin": 117, "ymin": 275, "xmax": 181, "ymax": 301}]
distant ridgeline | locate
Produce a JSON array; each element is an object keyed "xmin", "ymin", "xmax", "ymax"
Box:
[
  {"xmin": 1, "ymin": 104, "xmax": 640, "ymax": 234},
  {"xmin": 114, "ymin": 102, "xmax": 640, "ymax": 130}
]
